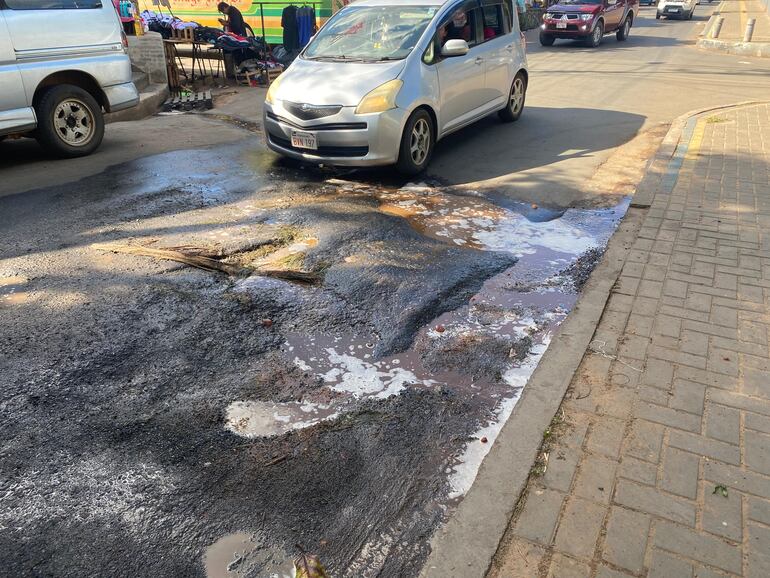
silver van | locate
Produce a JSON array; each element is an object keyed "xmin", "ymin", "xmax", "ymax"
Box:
[
  {"xmin": 0, "ymin": 0, "xmax": 139, "ymax": 157},
  {"xmin": 264, "ymin": 0, "xmax": 528, "ymax": 174}
]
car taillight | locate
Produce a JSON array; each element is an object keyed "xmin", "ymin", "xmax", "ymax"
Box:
[
  {"xmin": 520, "ymin": 31, "xmax": 527, "ymax": 51},
  {"xmin": 121, "ymin": 30, "xmax": 129, "ymax": 52}
]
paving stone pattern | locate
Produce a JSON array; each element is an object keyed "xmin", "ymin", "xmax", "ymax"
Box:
[{"xmin": 489, "ymin": 104, "xmax": 770, "ymax": 577}]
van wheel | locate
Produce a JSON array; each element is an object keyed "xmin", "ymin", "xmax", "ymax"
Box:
[
  {"xmin": 499, "ymin": 73, "xmax": 527, "ymax": 123},
  {"xmin": 539, "ymin": 32, "xmax": 555, "ymax": 46},
  {"xmin": 587, "ymin": 21, "xmax": 604, "ymax": 47},
  {"xmin": 617, "ymin": 16, "xmax": 631, "ymax": 41},
  {"xmin": 35, "ymin": 85, "xmax": 104, "ymax": 158},
  {"xmin": 396, "ymin": 109, "xmax": 434, "ymax": 175}
]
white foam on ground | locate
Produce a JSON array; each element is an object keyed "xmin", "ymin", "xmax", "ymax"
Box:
[
  {"xmin": 322, "ymin": 348, "xmax": 429, "ymax": 399},
  {"xmin": 446, "ymin": 339, "xmax": 551, "ymax": 499},
  {"xmin": 225, "ymin": 400, "xmax": 336, "ymax": 438},
  {"xmin": 473, "ymin": 216, "xmax": 597, "ymax": 256}
]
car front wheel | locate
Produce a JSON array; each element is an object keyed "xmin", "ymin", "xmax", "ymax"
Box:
[
  {"xmin": 499, "ymin": 72, "xmax": 527, "ymax": 123},
  {"xmin": 396, "ymin": 109, "xmax": 434, "ymax": 175},
  {"xmin": 617, "ymin": 16, "xmax": 631, "ymax": 41},
  {"xmin": 35, "ymin": 84, "xmax": 104, "ymax": 158},
  {"xmin": 539, "ymin": 31, "xmax": 555, "ymax": 46},
  {"xmin": 587, "ymin": 20, "xmax": 604, "ymax": 47}
]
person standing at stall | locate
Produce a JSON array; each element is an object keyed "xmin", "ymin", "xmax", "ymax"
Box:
[{"xmin": 217, "ymin": 2, "xmax": 247, "ymax": 36}]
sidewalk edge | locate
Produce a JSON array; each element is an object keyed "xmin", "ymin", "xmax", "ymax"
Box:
[
  {"xmin": 696, "ymin": 37, "xmax": 770, "ymax": 58},
  {"xmin": 418, "ymin": 100, "xmax": 767, "ymax": 578}
]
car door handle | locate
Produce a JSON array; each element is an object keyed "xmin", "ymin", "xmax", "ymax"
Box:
[
  {"xmin": 505, "ymin": 44, "xmax": 514, "ymax": 52},
  {"xmin": 475, "ymin": 57, "xmax": 484, "ymax": 65}
]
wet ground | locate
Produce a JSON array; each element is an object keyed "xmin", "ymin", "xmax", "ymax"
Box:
[{"xmin": 0, "ymin": 139, "xmax": 628, "ymax": 578}]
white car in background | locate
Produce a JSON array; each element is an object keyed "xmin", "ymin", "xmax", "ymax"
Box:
[{"xmin": 656, "ymin": 0, "xmax": 697, "ymax": 19}]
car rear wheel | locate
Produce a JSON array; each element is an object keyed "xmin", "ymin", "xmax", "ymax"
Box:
[
  {"xmin": 539, "ymin": 31, "xmax": 555, "ymax": 46},
  {"xmin": 617, "ymin": 16, "xmax": 631, "ymax": 41},
  {"xmin": 396, "ymin": 109, "xmax": 434, "ymax": 175},
  {"xmin": 35, "ymin": 84, "xmax": 104, "ymax": 158},
  {"xmin": 499, "ymin": 72, "xmax": 527, "ymax": 123},
  {"xmin": 587, "ymin": 20, "xmax": 604, "ymax": 47}
]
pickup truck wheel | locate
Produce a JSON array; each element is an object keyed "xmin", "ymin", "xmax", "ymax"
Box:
[
  {"xmin": 539, "ymin": 31, "xmax": 555, "ymax": 46},
  {"xmin": 587, "ymin": 20, "xmax": 604, "ymax": 47},
  {"xmin": 617, "ymin": 16, "xmax": 631, "ymax": 41},
  {"xmin": 499, "ymin": 72, "xmax": 527, "ymax": 123},
  {"xmin": 35, "ymin": 84, "xmax": 104, "ymax": 158},
  {"xmin": 396, "ymin": 109, "xmax": 434, "ymax": 175}
]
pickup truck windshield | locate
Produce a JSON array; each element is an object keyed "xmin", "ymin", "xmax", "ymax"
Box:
[
  {"xmin": 304, "ymin": 6, "xmax": 437, "ymax": 61},
  {"xmin": 560, "ymin": 0, "xmax": 602, "ymax": 4}
]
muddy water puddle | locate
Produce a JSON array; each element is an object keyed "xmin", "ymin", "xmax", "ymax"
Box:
[
  {"xmin": 227, "ymin": 181, "xmax": 628, "ymax": 502},
  {"xmin": 204, "ymin": 532, "xmax": 293, "ymax": 578},
  {"xmin": 0, "ymin": 276, "xmax": 29, "ymax": 306}
]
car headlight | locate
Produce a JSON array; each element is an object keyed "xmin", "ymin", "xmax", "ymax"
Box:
[
  {"xmin": 265, "ymin": 75, "xmax": 282, "ymax": 105},
  {"xmin": 355, "ymin": 79, "xmax": 403, "ymax": 115},
  {"xmin": 579, "ymin": 13, "xmax": 593, "ymax": 20},
  {"xmin": 544, "ymin": 12, "xmax": 554, "ymax": 18}
]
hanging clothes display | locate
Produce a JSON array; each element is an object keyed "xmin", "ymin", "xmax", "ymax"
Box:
[
  {"xmin": 281, "ymin": 4, "xmax": 300, "ymax": 51},
  {"xmin": 297, "ymin": 5, "xmax": 317, "ymax": 48}
]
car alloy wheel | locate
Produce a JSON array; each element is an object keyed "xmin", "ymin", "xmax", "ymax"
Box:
[
  {"xmin": 591, "ymin": 23, "xmax": 603, "ymax": 46},
  {"xmin": 410, "ymin": 118, "xmax": 430, "ymax": 166},
  {"xmin": 511, "ymin": 77, "xmax": 525, "ymax": 115},
  {"xmin": 53, "ymin": 98, "xmax": 96, "ymax": 147}
]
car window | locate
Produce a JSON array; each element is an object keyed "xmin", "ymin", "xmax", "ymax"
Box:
[
  {"xmin": 482, "ymin": 5, "xmax": 504, "ymax": 40},
  {"xmin": 5, "ymin": 0, "xmax": 103, "ymax": 8},
  {"xmin": 437, "ymin": 3, "xmax": 480, "ymax": 49}
]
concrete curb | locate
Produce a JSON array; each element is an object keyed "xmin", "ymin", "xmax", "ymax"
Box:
[
  {"xmin": 696, "ymin": 37, "xmax": 770, "ymax": 57},
  {"xmin": 418, "ymin": 100, "xmax": 769, "ymax": 578}
]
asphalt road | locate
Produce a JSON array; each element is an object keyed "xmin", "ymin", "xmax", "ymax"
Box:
[{"xmin": 2, "ymin": 5, "xmax": 770, "ymax": 578}]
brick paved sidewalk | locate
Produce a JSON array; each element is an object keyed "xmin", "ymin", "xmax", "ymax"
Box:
[{"xmin": 489, "ymin": 103, "xmax": 770, "ymax": 578}]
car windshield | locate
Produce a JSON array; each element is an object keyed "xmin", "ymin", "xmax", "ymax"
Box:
[
  {"xmin": 304, "ymin": 5, "xmax": 438, "ymax": 61},
  {"xmin": 560, "ymin": 0, "xmax": 602, "ymax": 4}
]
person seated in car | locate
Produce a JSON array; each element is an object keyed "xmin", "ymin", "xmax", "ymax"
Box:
[{"xmin": 446, "ymin": 9, "xmax": 471, "ymax": 42}]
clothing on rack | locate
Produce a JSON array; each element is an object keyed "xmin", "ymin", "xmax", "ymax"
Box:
[
  {"xmin": 297, "ymin": 5, "xmax": 317, "ymax": 48},
  {"xmin": 281, "ymin": 5, "xmax": 300, "ymax": 51}
]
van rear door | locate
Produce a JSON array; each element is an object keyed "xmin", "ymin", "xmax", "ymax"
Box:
[
  {"xmin": 3, "ymin": 0, "xmax": 123, "ymax": 60},
  {"xmin": 0, "ymin": 10, "xmax": 35, "ymax": 134}
]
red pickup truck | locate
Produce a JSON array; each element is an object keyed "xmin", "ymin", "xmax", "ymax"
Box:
[{"xmin": 539, "ymin": 0, "xmax": 638, "ymax": 47}]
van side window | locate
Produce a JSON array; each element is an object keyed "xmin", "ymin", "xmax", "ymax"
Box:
[{"xmin": 5, "ymin": 0, "xmax": 103, "ymax": 9}]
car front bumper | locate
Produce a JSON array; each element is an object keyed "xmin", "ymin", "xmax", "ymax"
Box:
[
  {"xmin": 541, "ymin": 21, "xmax": 596, "ymax": 38},
  {"xmin": 263, "ymin": 101, "xmax": 406, "ymax": 167}
]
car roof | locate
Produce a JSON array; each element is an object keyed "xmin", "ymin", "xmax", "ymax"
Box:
[{"xmin": 349, "ymin": 0, "xmax": 451, "ymax": 7}]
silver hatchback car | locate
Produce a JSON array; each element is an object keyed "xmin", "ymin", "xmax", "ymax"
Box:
[{"xmin": 264, "ymin": 0, "xmax": 528, "ymax": 174}]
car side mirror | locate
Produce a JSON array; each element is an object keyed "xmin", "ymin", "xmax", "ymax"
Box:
[{"xmin": 441, "ymin": 39, "xmax": 470, "ymax": 57}]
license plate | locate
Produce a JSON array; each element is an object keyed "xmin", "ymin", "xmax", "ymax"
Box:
[
  {"xmin": 291, "ymin": 131, "xmax": 317, "ymax": 150},
  {"xmin": 556, "ymin": 21, "xmax": 567, "ymax": 28}
]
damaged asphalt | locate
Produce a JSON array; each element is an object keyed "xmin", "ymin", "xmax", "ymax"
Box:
[{"xmin": 0, "ymin": 138, "xmax": 625, "ymax": 577}]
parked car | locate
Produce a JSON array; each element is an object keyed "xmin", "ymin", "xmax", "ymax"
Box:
[
  {"xmin": 539, "ymin": 0, "xmax": 638, "ymax": 48},
  {"xmin": 0, "ymin": 0, "xmax": 139, "ymax": 157},
  {"xmin": 263, "ymin": 0, "xmax": 528, "ymax": 175},
  {"xmin": 656, "ymin": 0, "xmax": 697, "ymax": 19}
]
